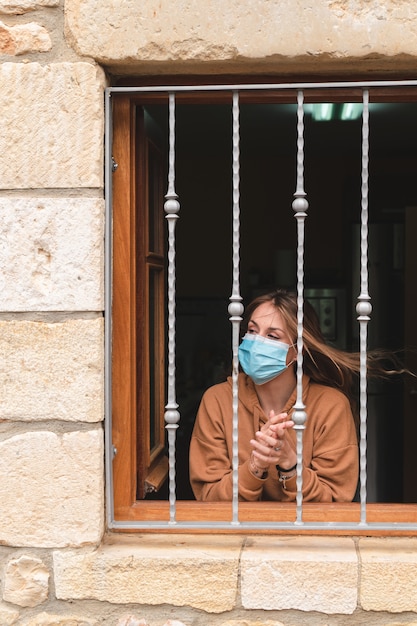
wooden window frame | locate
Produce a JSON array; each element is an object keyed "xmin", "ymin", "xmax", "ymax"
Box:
[
  {"xmin": 109, "ymin": 86, "xmax": 417, "ymax": 534},
  {"xmin": 112, "ymin": 95, "xmax": 168, "ymax": 509}
]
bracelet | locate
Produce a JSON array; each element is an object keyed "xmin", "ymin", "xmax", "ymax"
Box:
[
  {"xmin": 249, "ymin": 456, "xmax": 268, "ymax": 479},
  {"xmin": 276, "ymin": 463, "xmax": 297, "ymax": 473},
  {"xmin": 278, "ymin": 468, "xmax": 297, "ymax": 489}
]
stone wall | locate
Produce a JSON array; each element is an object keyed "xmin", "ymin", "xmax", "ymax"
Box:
[{"xmin": 1, "ymin": 0, "xmax": 417, "ymax": 624}]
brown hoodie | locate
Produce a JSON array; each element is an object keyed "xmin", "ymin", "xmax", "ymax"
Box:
[{"xmin": 189, "ymin": 373, "xmax": 358, "ymax": 502}]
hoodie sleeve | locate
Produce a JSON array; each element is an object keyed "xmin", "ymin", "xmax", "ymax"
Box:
[
  {"xmin": 189, "ymin": 384, "xmax": 266, "ymax": 501},
  {"xmin": 280, "ymin": 387, "xmax": 359, "ymax": 502}
]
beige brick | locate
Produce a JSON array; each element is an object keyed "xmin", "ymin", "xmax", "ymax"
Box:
[
  {"xmin": 0, "ymin": 20, "xmax": 51, "ymax": 54},
  {"xmin": 359, "ymin": 537, "xmax": 417, "ymax": 612},
  {"xmin": 53, "ymin": 534, "xmax": 243, "ymax": 613},
  {"xmin": 0, "ymin": 62, "xmax": 105, "ymax": 189},
  {"xmin": 65, "ymin": 0, "xmax": 417, "ymax": 73},
  {"xmin": 0, "ymin": 317, "xmax": 103, "ymax": 422},
  {"xmin": 0, "ymin": 198, "xmax": 104, "ymax": 311},
  {"xmin": 241, "ymin": 536, "xmax": 358, "ymax": 614},
  {"xmin": 0, "ymin": 0, "xmax": 58, "ymax": 14},
  {"xmin": 3, "ymin": 555, "xmax": 49, "ymax": 607},
  {"xmin": 0, "ymin": 429, "xmax": 104, "ymax": 547}
]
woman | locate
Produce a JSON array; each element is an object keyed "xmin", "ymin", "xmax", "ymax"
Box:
[{"xmin": 189, "ymin": 289, "xmax": 405, "ymax": 502}]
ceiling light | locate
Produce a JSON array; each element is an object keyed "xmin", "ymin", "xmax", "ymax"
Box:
[
  {"xmin": 340, "ymin": 103, "xmax": 362, "ymax": 121},
  {"xmin": 312, "ymin": 103, "xmax": 334, "ymax": 121}
]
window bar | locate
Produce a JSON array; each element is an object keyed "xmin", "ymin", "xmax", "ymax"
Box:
[
  {"xmin": 164, "ymin": 93, "xmax": 181, "ymax": 524},
  {"xmin": 357, "ymin": 89, "xmax": 371, "ymax": 525},
  {"xmin": 292, "ymin": 89, "xmax": 309, "ymax": 524},
  {"xmin": 229, "ymin": 91, "xmax": 244, "ymax": 524}
]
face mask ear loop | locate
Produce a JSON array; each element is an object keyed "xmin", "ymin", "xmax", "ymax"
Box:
[
  {"xmin": 287, "ymin": 357, "xmax": 297, "ymax": 370},
  {"xmin": 287, "ymin": 341, "xmax": 298, "ymax": 368}
]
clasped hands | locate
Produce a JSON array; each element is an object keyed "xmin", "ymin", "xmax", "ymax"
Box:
[{"xmin": 250, "ymin": 410, "xmax": 296, "ymax": 473}]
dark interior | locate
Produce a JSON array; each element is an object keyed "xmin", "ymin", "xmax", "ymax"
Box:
[{"xmin": 144, "ymin": 98, "xmax": 417, "ymax": 502}]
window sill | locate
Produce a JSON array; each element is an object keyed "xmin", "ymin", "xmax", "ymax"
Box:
[
  {"xmin": 54, "ymin": 533, "xmax": 417, "ymax": 614},
  {"xmin": 113, "ymin": 501, "xmax": 417, "ymax": 535}
]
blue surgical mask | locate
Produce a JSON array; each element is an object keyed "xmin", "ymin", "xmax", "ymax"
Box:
[{"xmin": 238, "ymin": 333, "xmax": 291, "ymax": 385}]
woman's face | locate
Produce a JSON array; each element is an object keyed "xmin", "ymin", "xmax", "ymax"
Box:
[{"xmin": 247, "ymin": 301, "xmax": 293, "ymax": 346}]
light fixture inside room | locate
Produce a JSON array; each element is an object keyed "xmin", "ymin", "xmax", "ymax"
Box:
[
  {"xmin": 311, "ymin": 103, "xmax": 334, "ymax": 121},
  {"xmin": 340, "ymin": 103, "xmax": 363, "ymax": 120},
  {"xmin": 311, "ymin": 102, "xmax": 363, "ymax": 121}
]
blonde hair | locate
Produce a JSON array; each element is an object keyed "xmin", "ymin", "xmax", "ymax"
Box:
[{"xmin": 243, "ymin": 289, "xmax": 410, "ymax": 404}]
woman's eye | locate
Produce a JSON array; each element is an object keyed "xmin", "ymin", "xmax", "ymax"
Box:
[
  {"xmin": 267, "ymin": 334, "xmax": 280, "ymax": 341},
  {"xmin": 247, "ymin": 328, "xmax": 257, "ymax": 334}
]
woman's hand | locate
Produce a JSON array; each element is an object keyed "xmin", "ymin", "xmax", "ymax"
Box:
[{"xmin": 249, "ymin": 410, "xmax": 296, "ymax": 472}]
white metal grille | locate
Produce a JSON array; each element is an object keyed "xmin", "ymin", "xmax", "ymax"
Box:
[{"xmin": 105, "ymin": 79, "xmax": 417, "ymax": 531}]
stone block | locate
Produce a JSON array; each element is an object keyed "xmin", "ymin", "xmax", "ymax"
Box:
[
  {"xmin": 0, "ymin": 62, "xmax": 105, "ymax": 189},
  {"xmin": 65, "ymin": 0, "xmax": 417, "ymax": 73},
  {"xmin": 359, "ymin": 537, "xmax": 417, "ymax": 612},
  {"xmin": 0, "ymin": 317, "xmax": 104, "ymax": 422},
  {"xmin": 241, "ymin": 536, "xmax": 358, "ymax": 614},
  {"xmin": 3, "ymin": 555, "xmax": 49, "ymax": 607},
  {"xmin": 53, "ymin": 534, "xmax": 243, "ymax": 613},
  {"xmin": 0, "ymin": 429, "xmax": 104, "ymax": 547},
  {"xmin": 0, "ymin": 20, "xmax": 51, "ymax": 54},
  {"xmin": 0, "ymin": 0, "xmax": 59, "ymax": 13},
  {"xmin": 0, "ymin": 197, "xmax": 104, "ymax": 311}
]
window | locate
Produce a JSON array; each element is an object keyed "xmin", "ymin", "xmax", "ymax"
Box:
[
  {"xmin": 110, "ymin": 99, "xmax": 168, "ymax": 510},
  {"xmin": 105, "ymin": 80, "xmax": 417, "ymax": 531}
]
